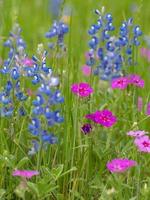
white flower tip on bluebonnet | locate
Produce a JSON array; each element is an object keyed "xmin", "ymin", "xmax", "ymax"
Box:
[
  {"xmin": 101, "ymin": 6, "xmax": 105, "ymax": 14},
  {"xmin": 50, "ymin": 77, "xmax": 59, "ymax": 86},
  {"xmin": 37, "ymin": 43, "xmax": 44, "ymax": 55}
]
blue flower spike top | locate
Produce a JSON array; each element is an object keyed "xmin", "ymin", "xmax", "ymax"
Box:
[
  {"xmin": 86, "ymin": 7, "xmax": 142, "ymax": 81},
  {"xmin": 45, "ymin": 20, "xmax": 69, "ymax": 58}
]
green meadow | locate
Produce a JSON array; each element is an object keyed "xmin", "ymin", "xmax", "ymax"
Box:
[{"xmin": 0, "ymin": 0, "xmax": 150, "ymax": 199}]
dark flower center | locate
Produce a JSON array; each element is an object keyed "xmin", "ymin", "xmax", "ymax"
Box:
[{"xmin": 143, "ymin": 141, "xmax": 150, "ymax": 147}]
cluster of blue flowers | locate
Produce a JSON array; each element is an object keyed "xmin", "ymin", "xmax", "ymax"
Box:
[
  {"xmin": 45, "ymin": 20, "xmax": 69, "ymax": 56},
  {"xmin": 0, "ymin": 24, "xmax": 28, "ymax": 117},
  {"xmin": 28, "ymin": 50, "xmax": 64, "ymax": 155},
  {"xmin": 86, "ymin": 9, "xmax": 142, "ymax": 80},
  {"xmin": 0, "ymin": 22, "xmax": 66, "ymax": 154}
]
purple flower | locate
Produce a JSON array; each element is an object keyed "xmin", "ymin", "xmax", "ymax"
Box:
[
  {"xmin": 81, "ymin": 124, "xmax": 92, "ymax": 134},
  {"xmin": 71, "ymin": 82, "xmax": 93, "ymax": 97},
  {"xmin": 127, "ymin": 130, "xmax": 147, "ymax": 138},
  {"xmin": 85, "ymin": 109, "xmax": 117, "ymax": 128},
  {"xmin": 106, "ymin": 158, "xmax": 137, "ymax": 173},
  {"xmin": 12, "ymin": 170, "xmax": 39, "ymax": 179},
  {"xmin": 111, "ymin": 77, "xmax": 129, "ymax": 90},
  {"xmin": 134, "ymin": 136, "xmax": 150, "ymax": 153},
  {"xmin": 128, "ymin": 74, "xmax": 144, "ymax": 88}
]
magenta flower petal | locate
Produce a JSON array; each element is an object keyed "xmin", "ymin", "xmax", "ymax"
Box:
[
  {"xmin": 71, "ymin": 82, "xmax": 93, "ymax": 97},
  {"xmin": 134, "ymin": 136, "xmax": 150, "ymax": 153},
  {"xmin": 128, "ymin": 74, "xmax": 144, "ymax": 88},
  {"xmin": 111, "ymin": 77, "xmax": 129, "ymax": 90},
  {"xmin": 107, "ymin": 158, "xmax": 137, "ymax": 173},
  {"xmin": 12, "ymin": 170, "xmax": 39, "ymax": 179},
  {"xmin": 85, "ymin": 109, "xmax": 117, "ymax": 128}
]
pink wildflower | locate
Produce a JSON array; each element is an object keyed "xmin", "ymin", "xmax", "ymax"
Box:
[
  {"xmin": 106, "ymin": 158, "xmax": 137, "ymax": 173},
  {"xmin": 134, "ymin": 136, "xmax": 150, "ymax": 153},
  {"xmin": 22, "ymin": 58, "xmax": 34, "ymax": 67},
  {"xmin": 137, "ymin": 96, "xmax": 143, "ymax": 112},
  {"xmin": 111, "ymin": 77, "xmax": 129, "ymax": 90},
  {"xmin": 12, "ymin": 170, "xmax": 39, "ymax": 179},
  {"xmin": 128, "ymin": 74, "xmax": 144, "ymax": 88},
  {"xmin": 71, "ymin": 82, "xmax": 93, "ymax": 97},
  {"xmin": 81, "ymin": 65, "xmax": 92, "ymax": 76},
  {"xmin": 127, "ymin": 130, "xmax": 147, "ymax": 138},
  {"xmin": 85, "ymin": 109, "xmax": 117, "ymax": 128}
]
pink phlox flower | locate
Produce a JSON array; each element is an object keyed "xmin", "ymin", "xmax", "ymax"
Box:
[
  {"xmin": 81, "ymin": 65, "xmax": 92, "ymax": 76},
  {"xmin": 22, "ymin": 58, "xmax": 34, "ymax": 67},
  {"xmin": 106, "ymin": 158, "xmax": 137, "ymax": 173},
  {"xmin": 12, "ymin": 170, "xmax": 39, "ymax": 179},
  {"xmin": 111, "ymin": 77, "xmax": 129, "ymax": 90},
  {"xmin": 85, "ymin": 109, "xmax": 117, "ymax": 127},
  {"xmin": 127, "ymin": 130, "xmax": 147, "ymax": 138},
  {"xmin": 71, "ymin": 82, "xmax": 93, "ymax": 97},
  {"xmin": 134, "ymin": 135, "xmax": 150, "ymax": 153},
  {"xmin": 128, "ymin": 74, "xmax": 144, "ymax": 88}
]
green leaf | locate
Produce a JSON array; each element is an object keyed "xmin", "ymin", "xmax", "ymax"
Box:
[
  {"xmin": 16, "ymin": 157, "xmax": 29, "ymax": 168},
  {"xmin": 51, "ymin": 164, "xmax": 64, "ymax": 180},
  {"xmin": 0, "ymin": 189, "xmax": 6, "ymax": 199},
  {"xmin": 27, "ymin": 182, "xmax": 39, "ymax": 197}
]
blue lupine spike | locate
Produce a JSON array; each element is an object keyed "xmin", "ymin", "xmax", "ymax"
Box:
[
  {"xmin": 32, "ymin": 106, "xmax": 43, "ymax": 115},
  {"xmin": 19, "ymin": 106, "xmax": 26, "ymax": 116},
  {"xmin": 105, "ymin": 13, "xmax": 113, "ymax": 22},
  {"xmin": 0, "ymin": 106, "xmax": 14, "ymax": 117},
  {"xmin": 4, "ymin": 39, "xmax": 12, "ymax": 47},
  {"xmin": 134, "ymin": 26, "xmax": 142, "ymax": 37},
  {"xmin": 32, "ymin": 74, "xmax": 41, "ymax": 84},
  {"xmin": 5, "ymin": 81, "xmax": 13, "ymax": 93},
  {"xmin": 32, "ymin": 94, "xmax": 44, "ymax": 106},
  {"xmin": 11, "ymin": 68, "xmax": 20, "ymax": 80},
  {"xmin": 15, "ymin": 91, "xmax": 28, "ymax": 101}
]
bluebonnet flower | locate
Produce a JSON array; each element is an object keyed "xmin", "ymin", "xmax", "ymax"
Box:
[
  {"xmin": 45, "ymin": 21, "xmax": 69, "ymax": 57},
  {"xmin": 0, "ymin": 24, "xmax": 28, "ymax": 117},
  {"xmin": 0, "ymin": 80, "xmax": 28, "ymax": 117},
  {"xmin": 28, "ymin": 51, "xmax": 64, "ymax": 154},
  {"xmin": 84, "ymin": 8, "xmax": 142, "ymax": 81}
]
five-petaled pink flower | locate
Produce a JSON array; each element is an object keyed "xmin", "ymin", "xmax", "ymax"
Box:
[
  {"xmin": 106, "ymin": 158, "xmax": 137, "ymax": 173},
  {"xmin": 85, "ymin": 109, "xmax": 117, "ymax": 127},
  {"xmin": 134, "ymin": 136, "xmax": 150, "ymax": 153},
  {"xmin": 111, "ymin": 77, "xmax": 129, "ymax": 90},
  {"xmin": 12, "ymin": 170, "xmax": 39, "ymax": 179},
  {"xmin": 71, "ymin": 82, "xmax": 93, "ymax": 97},
  {"xmin": 127, "ymin": 130, "xmax": 147, "ymax": 138},
  {"xmin": 128, "ymin": 74, "xmax": 144, "ymax": 88}
]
